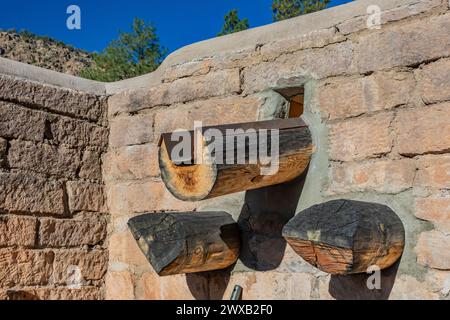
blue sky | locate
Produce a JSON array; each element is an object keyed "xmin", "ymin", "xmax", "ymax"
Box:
[{"xmin": 0, "ymin": 0, "xmax": 353, "ymax": 54}]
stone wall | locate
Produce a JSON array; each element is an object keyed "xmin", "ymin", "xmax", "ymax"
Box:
[
  {"xmin": 0, "ymin": 71, "xmax": 109, "ymax": 299},
  {"xmin": 0, "ymin": 0, "xmax": 449, "ymax": 300},
  {"xmin": 105, "ymin": 0, "xmax": 450, "ymax": 300}
]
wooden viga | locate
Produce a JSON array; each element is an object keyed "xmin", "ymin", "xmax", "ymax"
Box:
[
  {"xmin": 128, "ymin": 212, "xmax": 240, "ymax": 276},
  {"xmin": 158, "ymin": 118, "xmax": 313, "ymax": 201},
  {"xmin": 282, "ymin": 200, "xmax": 405, "ymax": 275}
]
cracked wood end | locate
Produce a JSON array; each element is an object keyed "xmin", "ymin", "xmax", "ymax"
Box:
[
  {"xmin": 128, "ymin": 212, "xmax": 240, "ymax": 276},
  {"xmin": 282, "ymin": 200, "xmax": 405, "ymax": 275}
]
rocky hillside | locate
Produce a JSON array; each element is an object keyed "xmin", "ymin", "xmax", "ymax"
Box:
[{"xmin": 0, "ymin": 31, "xmax": 93, "ymax": 75}]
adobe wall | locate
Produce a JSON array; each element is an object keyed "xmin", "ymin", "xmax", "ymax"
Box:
[
  {"xmin": 105, "ymin": 0, "xmax": 450, "ymax": 300},
  {"xmin": 0, "ymin": 0, "xmax": 448, "ymax": 300},
  {"xmin": 0, "ymin": 62, "xmax": 109, "ymax": 299}
]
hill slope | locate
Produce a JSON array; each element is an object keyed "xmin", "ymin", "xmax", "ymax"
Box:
[{"xmin": 0, "ymin": 31, "xmax": 93, "ymax": 75}]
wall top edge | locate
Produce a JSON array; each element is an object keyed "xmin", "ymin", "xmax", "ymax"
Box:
[
  {"xmin": 0, "ymin": 57, "xmax": 106, "ymax": 95},
  {"xmin": 105, "ymin": 0, "xmax": 423, "ymax": 94}
]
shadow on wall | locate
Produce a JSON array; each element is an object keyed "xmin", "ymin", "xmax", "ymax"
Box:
[
  {"xmin": 237, "ymin": 170, "xmax": 307, "ymax": 271},
  {"xmin": 185, "ymin": 167, "xmax": 402, "ymax": 300},
  {"xmin": 186, "ymin": 170, "xmax": 308, "ymax": 299},
  {"xmin": 186, "ymin": 267, "xmax": 233, "ymax": 300},
  {"xmin": 329, "ymin": 258, "xmax": 401, "ymax": 300}
]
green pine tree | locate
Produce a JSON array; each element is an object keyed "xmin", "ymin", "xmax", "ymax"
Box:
[
  {"xmin": 80, "ymin": 18, "xmax": 167, "ymax": 82},
  {"xmin": 218, "ymin": 9, "xmax": 250, "ymax": 36},
  {"xmin": 272, "ymin": 0, "xmax": 330, "ymax": 21}
]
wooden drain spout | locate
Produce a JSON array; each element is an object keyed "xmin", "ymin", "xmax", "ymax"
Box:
[{"xmin": 158, "ymin": 118, "xmax": 313, "ymax": 201}]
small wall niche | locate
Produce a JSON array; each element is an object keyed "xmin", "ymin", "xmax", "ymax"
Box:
[{"xmin": 275, "ymin": 86, "xmax": 304, "ymax": 119}]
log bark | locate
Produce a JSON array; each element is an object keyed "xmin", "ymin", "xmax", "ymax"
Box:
[
  {"xmin": 128, "ymin": 212, "xmax": 240, "ymax": 276},
  {"xmin": 282, "ymin": 200, "xmax": 405, "ymax": 275},
  {"xmin": 159, "ymin": 118, "xmax": 313, "ymax": 201}
]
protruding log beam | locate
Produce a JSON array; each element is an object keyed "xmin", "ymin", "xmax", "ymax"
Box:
[
  {"xmin": 282, "ymin": 200, "xmax": 405, "ymax": 275},
  {"xmin": 159, "ymin": 118, "xmax": 313, "ymax": 201},
  {"xmin": 128, "ymin": 212, "xmax": 240, "ymax": 276}
]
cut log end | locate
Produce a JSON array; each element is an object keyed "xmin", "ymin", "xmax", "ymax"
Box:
[
  {"xmin": 128, "ymin": 212, "xmax": 240, "ymax": 276},
  {"xmin": 159, "ymin": 142, "xmax": 217, "ymax": 201},
  {"xmin": 283, "ymin": 200, "xmax": 405, "ymax": 275}
]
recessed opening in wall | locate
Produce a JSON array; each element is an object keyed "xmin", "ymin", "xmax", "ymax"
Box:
[
  {"xmin": 275, "ymin": 87, "xmax": 304, "ymax": 119},
  {"xmin": 288, "ymin": 95, "xmax": 304, "ymax": 118}
]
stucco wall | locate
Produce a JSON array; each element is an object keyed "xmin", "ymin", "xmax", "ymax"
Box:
[
  {"xmin": 0, "ymin": 0, "xmax": 449, "ymax": 300},
  {"xmin": 104, "ymin": 0, "xmax": 450, "ymax": 300}
]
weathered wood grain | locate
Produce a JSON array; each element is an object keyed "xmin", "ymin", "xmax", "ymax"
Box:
[
  {"xmin": 282, "ymin": 200, "xmax": 405, "ymax": 275},
  {"xmin": 128, "ymin": 212, "xmax": 240, "ymax": 276}
]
